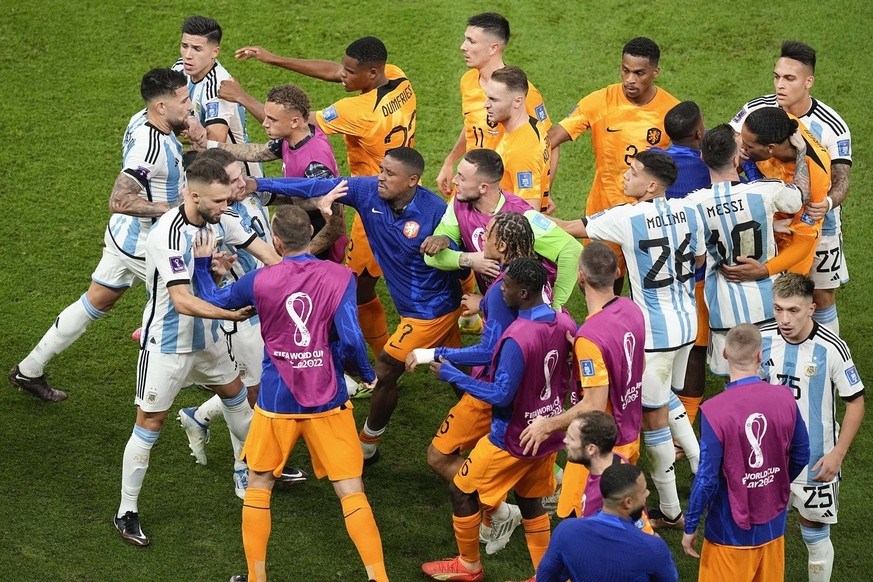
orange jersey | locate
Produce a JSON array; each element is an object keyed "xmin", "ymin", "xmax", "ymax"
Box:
[
  {"xmin": 316, "ymin": 64, "xmax": 416, "ymax": 176},
  {"xmin": 460, "ymin": 68, "xmax": 551, "ymax": 151},
  {"xmin": 755, "ymin": 118, "xmax": 831, "ymax": 269},
  {"xmin": 559, "ymin": 83, "xmax": 679, "ymax": 214},
  {"xmin": 495, "ymin": 117, "xmax": 551, "ymax": 211}
]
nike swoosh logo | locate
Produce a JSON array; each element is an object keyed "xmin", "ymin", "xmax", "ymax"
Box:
[
  {"xmin": 606, "ymin": 127, "xmax": 621, "ymax": 132},
  {"xmin": 371, "ymin": 208, "xmax": 384, "ymax": 214}
]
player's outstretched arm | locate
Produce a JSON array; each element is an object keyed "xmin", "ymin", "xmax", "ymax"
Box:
[
  {"xmin": 109, "ymin": 172, "xmax": 171, "ymax": 218},
  {"xmin": 210, "ymin": 141, "xmax": 279, "ymax": 163},
  {"xmin": 309, "ymin": 204, "xmax": 345, "ymax": 256},
  {"xmin": 547, "ymin": 124, "xmax": 572, "ymax": 148},
  {"xmin": 235, "ymin": 46, "xmax": 343, "ymax": 83},
  {"xmin": 218, "ymin": 78, "xmax": 266, "ymax": 124},
  {"xmin": 435, "ymin": 129, "xmax": 466, "ymax": 196},
  {"xmin": 548, "ymin": 215, "xmax": 588, "ymax": 239}
]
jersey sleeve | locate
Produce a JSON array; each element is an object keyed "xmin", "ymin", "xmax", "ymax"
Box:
[
  {"xmin": 122, "ymin": 127, "xmax": 162, "ymax": 189},
  {"xmin": 558, "ymin": 91, "xmax": 603, "ymax": 140},
  {"xmin": 220, "ymin": 212, "xmax": 258, "ymax": 248},
  {"xmin": 574, "ymin": 336, "xmax": 610, "ymax": 388},
  {"xmin": 765, "ymin": 181, "xmax": 803, "ymax": 215},
  {"xmin": 315, "ymin": 97, "xmax": 371, "ymax": 137},
  {"xmin": 831, "ymin": 347, "xmax": 865, "ymax": 399},
  {"xmin": 728, "ymin": 100, "xmax": 755, "ymax": 132},
  {"xmin": 150, "ymin": 236, "xmax": 191, "ymax": 288},
  {"xmin": 423, "ymin": 201, "xmax": 463, "ymax": 270},
  {"xmin": 202, "ymin": 96, "xmax": 235, "ymax": 128},
  {"xmin": 526, "ymin": 210, "xmax": 583, "ymax": 308},
  {"xmin": 526, "ymin": 82, "xmax": 552, "ymax": 130},
  {"xmin": 583, "ymin": 205, "xmax": 627, "ymax": 244}
]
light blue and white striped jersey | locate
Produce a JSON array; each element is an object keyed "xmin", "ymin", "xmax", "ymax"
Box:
[
  {"xmin": 141, "ymin": 206, "xmax": 256, "ymax": 354},
  {"xmin": 585, "ymin": 197, "xmax": 704, "ymax": 350},
  {"xmin": 760, "ymin": 321, "xmax": 864, "ymax": 484},
  {"xmin": 731, "ymin": 95, "xmax": 851, "ymax": 236},
  {"xmin": 172, "ymin": 59, "xmax": 263, "ymax": 178},
  {"xmin": 107, "ymin": 109, "xmax": 185, "ymax": 259},
  {"xmin": 686, "ymin": 179, "xmax": 802, "ymax": 329}
]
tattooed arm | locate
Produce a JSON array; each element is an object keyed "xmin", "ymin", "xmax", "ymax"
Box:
[
  {"xmin": 108, "ymin": 172, "xmax": 170, "ymax": 217},
  {"xmin": 214, "ymin": 141, "xmax": 280, "ymax": 163}
]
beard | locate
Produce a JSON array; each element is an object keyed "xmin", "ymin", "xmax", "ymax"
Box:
[
  {"xmin": 567, "ymin": 450, "xmax": 592, "ymax": 468},
  {"xmin": 629, "ymin": 505, "xmax": 645, "ymax": 523},
  {"xmin": 169, "ymin": 116, "xmax": 189, "ymax": 135}
]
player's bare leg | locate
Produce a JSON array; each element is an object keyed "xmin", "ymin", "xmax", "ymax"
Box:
[
  {"xmin": 359, "ymin": 352, "xmax": 404, "ymax": 462},
  {"xmin": 427, "ymin": 444, "xmax": 465, "ymax": 482}
]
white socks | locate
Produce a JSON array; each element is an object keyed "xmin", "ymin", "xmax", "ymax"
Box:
[
  {"xmin": 802, "ymin": 524, "xmax": 834, "ymax": 581},
  {"xmin": 669, "ymin": 392, "xmax": 700, "ymax": 473},
  {"xmin": 118, "ymin": 425, "xmax": 159, "ymax": 517},
  {"xmin": 644, "ymin": 426, "xmax": 680, "ymax": 519}
]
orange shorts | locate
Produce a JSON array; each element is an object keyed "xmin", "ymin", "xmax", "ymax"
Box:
[
  {"xmin": 583, "ymin": 238, "xmax": 627, "ymax": 279},
  {"xmin": 241, "ymin": 404, "xmax": 362, "ymax": 481},
  {"xmin": 431, "ymin": 393, "xmax": 492, "ymax": 455},
  {"xmin": 557, "ymin": 438, "xmax": 640, "ymax": 519},
  {"xmin": 695, "ymin": 279, "xmax": 709, "ymax": 347},
  {"xmin": 460, "ymin": 269, "xmax": 477, "ymax": 295},
  {"xmin": 699, "ymin": 536, "xmax": 784, "ymax": 582},
  {"xmin": 345, "ymin": 213, "xmax": 382, "ymax": 278},
  {"xmin": 383, "ymin": 308, "xmax": 463, "ymax": 362},
  {"xmin": 454, "ymin": 436, "xmax": 557, "ymax": 508}
]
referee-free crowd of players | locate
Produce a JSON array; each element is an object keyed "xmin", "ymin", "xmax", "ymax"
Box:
[{"xmin": 9, "ymin": 11, "xmax": 864, "ymax": 582}]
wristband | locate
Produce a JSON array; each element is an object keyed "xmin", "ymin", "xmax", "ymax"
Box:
[
  {"xmin": 825, "ymin": 196, "xmax": 834, "ymax": 212},
  {"xmin": 207, "ymin": 140, "xmax": 220, "ymax": 149},
  {"xmin": 413, "ymin": 348, "xmax": 436, "ymax": 365}
]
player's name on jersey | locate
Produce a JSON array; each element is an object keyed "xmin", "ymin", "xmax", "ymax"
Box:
[
  {"xmin": 703, "ymin": 199, "xmax": 747, "ymax": 218},
  {"xmin": 646, "ymin": 208, "xmax": 689, "ymax": 230},
  {"xmin": 382, "ymin": 85, "xmax": 414, "ymax": 117}
]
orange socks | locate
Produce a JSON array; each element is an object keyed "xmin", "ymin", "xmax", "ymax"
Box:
[
  {"xmin": 341, "ymin": 492, "xmax": 387, "ymax": 582},
  {"xmin": 677, "ymin": 394, "xmax": 703, "ymax": 426},
  {"xmin": 242, "ymin": 488, "xmax": 272, "ymax": 582},
  {"xmin": 453, "ymin": 513, "xmax": 482, "ymax": 565},
  {"xmin": 358, "ymin": 296, "xmax": 389, "ymax": 356},
  {"xmin": 522, "ymin": 514, "xmax": 551, "ymax": 570}
]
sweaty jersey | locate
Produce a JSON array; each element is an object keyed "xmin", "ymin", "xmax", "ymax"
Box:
[
  {"xmin": 172, "ymin": 59, "xmax": 263, "ymax": 178},
  {"xmin": 141, "ymin": 206, "xmax": 256, "ymax": 354},
  {"xmin": 759, "ymin": 321, "xmax": 865, "ymax": 484},
  {"xmin": 459, "ymin": 68, "xmax": 550, "ymax": 151},
  {"xmin": 686, "ymin": 179, "xmax": 802, "ymax": 329},
  {"xmin": 559, "ymin": 83, "xmax": 680, "ymax": 214},
  {"xmin": 731, "ymin": 95, "xmax": 851, "ymax": 236},
  {"xmin": 316, "ymin": 64, "xmax": 416, "ymax": 176},
  {"xmin": 108, "ymin": 109, "xmax": 185, "ymax": 260},
  {"xmin": 496, "ymin": 116, "xmax": 551, "ymax": 211},
  {"xmin": 584, "ymin": 197, "xmax": 704, "ymax": 350}
]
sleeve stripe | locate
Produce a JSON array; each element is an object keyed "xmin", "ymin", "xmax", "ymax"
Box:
[
  {"xmin": 168, "ymin": 212, "xmax": 184, "ymax": 251},
  {"xmin": 144, "ymin": 127, "xmax": 160, "ymax": 165},
  {"xmin": 811, "ymin": 102, "xmax": 848, "ymax": 135}
]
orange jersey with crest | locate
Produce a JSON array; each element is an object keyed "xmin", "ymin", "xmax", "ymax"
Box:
[
  {"xmin": 460, "ymin": 69, "xmax": 551, "ymax": 151},
  {"xmin": 495, "ymin": 117, "xmax": 551, "ymax": 211},
  {"xmin": 316, "ymin": 64, "xmax": 416, "ymax": 176},
  {"xmin": 559, "ymin": 83, "xmax": 679, "ymax": 214}
]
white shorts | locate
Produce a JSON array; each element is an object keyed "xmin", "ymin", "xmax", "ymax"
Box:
[
  {"xmin": 91, "ymin": 228, "xmax": 146, "ymax": 289},
  {"xmin": 135, "ymin": 339, "xmax": 239, "ymax": 413},
  {"xmin": 225, "ymin": 322, "xmax": 265, "ymax": 387},
  {"xmin": 790, "ymin": 480, "xmax": 839, "ymax": 524},
  {"xmin": 707, "ymin": 330, "xmax": 729, "ymax": 377},
  {"xmin": 810, "ymin": 234, "xmax": 849, "ymax": 289},
  {"xmin": 642, "ymin": 343, "xmax": 692, "ymax": 409}
]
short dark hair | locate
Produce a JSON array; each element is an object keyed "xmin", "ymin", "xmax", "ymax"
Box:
[
  {"xmin": 140, "ymin": 68, "xmax": 187, "ymax": 104},
  {"xmin": 384, "ymin": 147, "xmax": 425, "ymax": 178},
  {"xmin": 622, "ymin": 37, "xmax": 661, "ymax": 66},
  {"xmin": 490, "ymin": 212, "xmax": 536, "ymax": 263},
  {"xmin": 271, "ymin": 206, "xmax": 312, "ymax": 251},
  {"xmin": 467, "ymin": 12, "xmax": 510, "ymax": 44},
  {"xmin": 463, "ymin": 148, "xmax": 504, "ymax": 184},
  {"xmin": 600, "ymin": 463, "xmax": 643, "ymax": 502},
  {"xmin": 504, "ymin": 256, "xmax": 546, "ymax": 297},
  {"xmin": 665, "ymin": 101, "xmax": 702, "ymax": 142},
  {"xmin": 781, "ymin": 40, "xmax": 816, "ymax": 72},
  {"xmin": 745, "ymin": 108, "xmax": 798, "ymax": 145},
  {"xmin": 196, "ymin": 147, "xmax": 236, "ymax": 168},
  {"xmin": 181, "ymin": 15, "xmax": 222, "ymax": 45},
  {"xmin": 773, "ymin": 273, "xmax": 815, "ymax": 301},
  {"xmin": 490, "ymin": 66, "xmax": 529, "ymax": 96},
  {"xmin": 701, "ymin": 124, "xmax": 739, "ymax": 170},
  {"xmin": 345, "ymin": 36, "xmax": 387, "ymax": 66},
  {"xmin": 580, "ymin": 241, "xmax": 618, "ymax": 290},
  {"xmin": 266, "ymin": 84, "xmax": 311, "ymax": 119},
  {"xmin": 633, "ymin": 149, "xmax": 678, "ymax": 188},
  {"xmin": 578, "ymin": 410, "xmax": 618, "ymax": 453},
  {"xmin": 186, "ymin": 156, "xmax": 230, "ymax": 187}
]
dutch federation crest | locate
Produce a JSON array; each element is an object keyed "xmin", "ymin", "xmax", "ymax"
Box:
[
  {"xmin": 646, "ymin": 128, "xmax": 663, "ymax": 146},
  {"xmin": 402, "ymin": 221, "xmax": 420, "ymax": 239}
]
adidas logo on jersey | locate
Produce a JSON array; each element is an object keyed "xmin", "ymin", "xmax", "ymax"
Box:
[
  {"xmin": 822, "ymin": 510, "xmax": 834, "ymax": 518},
  {"xmin": 764, "ymin": 358, "xmax": 774, "ymax": 367}
]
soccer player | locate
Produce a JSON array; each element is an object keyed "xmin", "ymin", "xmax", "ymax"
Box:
[
  {"xmin": 192, "ymin": 205, "xmax": 387, "ymax": 582},
  {"xmin": 249, "ymin": 147, "xmax": 463, "ymax": 463},
  {"xmin": 662, "ymin": 101, "xmax": 710, "ymax": 199},
  {"xmin": 482, "ymin": 67, "xmax": 551, "ymax": 212},
  {"xmin": 549, "ymin": 36, "xmax": 680, "ymax": 293},
  {"xmin": 683, "ymin": 324, "xmax": 810, "ymax": 582},
  {"xmin": 173, "ymin": 16, "xmax": 262, "ymax": 178},
  {"xmin": 421, "ymin": 257, "xmax": 576, "ymax": 582},
  {"xmin": 113, "ymin": 156, "xmax": 255, "ymax": 547},
  {"xmin": 435, "ymin": 12, "xmax": 553, "ymax": 200},
  {"xmin": 537, "ymin": 463, "xmax": 679, "ymax": 582},
  {"xmin": 759, "ymin": 274, "xmax": 865, "ymax": 581},
  {"xmin": 552, "ymin": 149, "xmax": 704, "ymax": 528},
  {"xmin": 518, "ymin": 241, "xmax": 645, "ymax": 520},
  {"xmin": 205, "ymin": 83, "xmax": 345, "ymax": 261},
  {"xmin": 422, "ymin": 148, "xmax": 581, "ymax": 307},
  {"xmin": 730, "ymin": 41, "xmax": 852, "ymax": 334},
  {"xmin": 233, "ymin": 36, "xmax": 416, "ymax": 359},
  {"xmin": 726, "ymin": 107, "xmax": 830, "ymax": 281},
  {"xmin": 9, "ymin": 69, "xmax": 193, "ymax": 401}
]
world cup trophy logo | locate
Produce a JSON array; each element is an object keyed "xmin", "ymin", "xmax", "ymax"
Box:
[
  {"xmin": 285, "ymin": 292, "xmax": 313, "ymax": 347},
  {"xmin": 745, "ymin": 412, "xmax": 768, "ymax": 469},
  {"xmin": 471, "ymin": 227, "xmax": 486, "ymax": 251},
  {"xmin": 540, "ymin": 349, "xmax": 560, "ymax": 401},
  {"xmin": 623, "ymin": 332, "xmax": 636, "ymax": 386}
]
